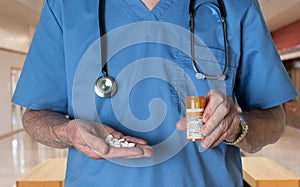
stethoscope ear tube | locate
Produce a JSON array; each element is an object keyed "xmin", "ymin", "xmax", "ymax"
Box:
[
  {"xmin": 217, "ymin": 0, "xmax": 226, "ymax": 18},
  {"xmin": 189, "ymin": 0, "xmax": 228, "ymax": 81}
]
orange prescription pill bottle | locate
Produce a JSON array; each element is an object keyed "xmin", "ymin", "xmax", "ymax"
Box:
[{"xmin": 186, "ymin": 96, "xmax": 206, "ymax": 142}]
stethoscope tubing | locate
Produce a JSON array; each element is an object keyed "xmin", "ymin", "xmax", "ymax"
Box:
[
  {"xmin": 189, "ymin": 0, "xmax": 228, "ymax": 80},
  {"xmin": 94, "ymin": 0, "xmax": 118, "ymax": 98},
  {"xmin": 99, "ymin": 0, "xmax": 108, "ymax": 76},
  {"xmin": 95, "ymin": 0, "xmax": 229, "ymax": 98}
]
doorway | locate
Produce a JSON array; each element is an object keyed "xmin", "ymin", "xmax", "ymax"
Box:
[{"xmin": 10, "ymin": 67, "xmax": 24, "ymax": 132}]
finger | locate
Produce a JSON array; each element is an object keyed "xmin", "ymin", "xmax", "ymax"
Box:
[
  {"xmin": 78, "ymin": 139, "xmax": 152, "ymax": 159},
  {"xmin": 224, "ymin": 115, "xmax": 241, "ymax": 142},
  {"xmin": 127, "ymin": 144, "xmax": 153, "ymax": 158},
  {"xmin": 202, "ymin": 107, "xmax": 235, "ymax": 148},
  {"xmin": 123, "ymin": 136, "xmax": 148, "ymax": 145},
  {"xmin": 77, "ymin": 138, "xmax": 153, "ymax": 160},
  {"xmin": 78, "ymin": 130, "xmax": 110, "ymax": 155},
  {"xmin": 203, "ymin": 121, "xmax": 232, "ymax": 149},
  {"xmin": 102, "ymin": 125, "xmax": 147, "ymax": 144},
  {"xmin": 102, "ymin": 145, "xmax": 153, "ymax": 159},
  {"xmin": 203, "ymin": 89, "xmax": 225, "ymax": 123},
  {"xmin": 209, "ymin": 131, "xmax": 228, "ymax": 148},
  {"xmin": 75, "ymin": 143, "xmax": 105, "ymax": 160},
  {"xmin": 101, "ymin": 125, "xmax": 123, "ymax": 138},
  {"xmin": 201, "ymin": 119, "xmax": 226, "ymax": 148},
  {"xmin": 209, "ymin": 115, "xmax": 240, "ymax": 148},
  {"xmin": 202, "ymin": 109, "xmax": 237, "ymax": 148},
  {"xmin": 202, "ymin": 100, "xmax": 232, "ymax": 136},
  {"xmin": 176, "ymin": 118, "xmax": 187, "ymax": 131},
  {"xmin": 110, "ymin": 131, "xmax": 124, "ymax": 139}
]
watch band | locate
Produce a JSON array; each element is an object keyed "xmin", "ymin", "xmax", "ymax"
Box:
[{"xmin": 224, "ymin": 115, "xmax": 248, "ymax": 145}]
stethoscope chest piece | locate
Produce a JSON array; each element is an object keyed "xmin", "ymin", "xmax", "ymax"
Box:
[{"xmin": 94, "ymin": 75, "xmax": 117, "ymax": 98}]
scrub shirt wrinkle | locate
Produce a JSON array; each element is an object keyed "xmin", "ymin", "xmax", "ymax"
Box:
[
  {"xmin": 12, "ymin": 0, "xmax": 68, "ymax": 114},
  {"xmin": 236, "ymin": 0, "xmax": 296, "ymax": 110}
]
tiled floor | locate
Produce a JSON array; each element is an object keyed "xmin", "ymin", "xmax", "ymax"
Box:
[
  {"xmin": 1, "ymin": 126, "xmax": 300, "ymax": 187},
  {"xmin": 0, "ymin": 131, "xmax": 67, "ymax": 187}
]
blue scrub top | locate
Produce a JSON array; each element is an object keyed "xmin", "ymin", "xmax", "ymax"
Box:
[{"xmin": 12, "ymin": 0, "xmax": 297, "ymax": 186}]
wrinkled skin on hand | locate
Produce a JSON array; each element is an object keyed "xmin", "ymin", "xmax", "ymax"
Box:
[
  {"xmin": 68, "ymin": 119, "xmax": 153, "ymax": 160},
  {"xmin": 176, "ymin": 89, "xmax": 241, "ymax": 149}
]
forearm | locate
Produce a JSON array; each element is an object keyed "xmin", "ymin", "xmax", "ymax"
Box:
[
  {"xmin": 22, "ymin": 109, "xmax": 72, "ymax": 149},
  {"xmin": 237, "ymin": 105, "xmax": 286, "ymax": 153}
]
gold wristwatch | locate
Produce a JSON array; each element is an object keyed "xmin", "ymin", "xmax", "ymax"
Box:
[{"xmin": 224, "ymin": 115, "xmax": 248, "ymax": 145}]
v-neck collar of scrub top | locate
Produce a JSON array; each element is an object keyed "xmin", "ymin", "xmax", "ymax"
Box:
[{"xmin": 119, "ymin": 0, "xmax": 179, "ymax": 21}]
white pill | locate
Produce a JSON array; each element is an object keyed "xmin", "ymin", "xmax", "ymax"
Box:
[
  {"xmin": 120, "ymin": 142, "xmax": 128, "ymax": 147},
  {"xmin": 128, "ymin": 143, "xmax": 136, "ymax": 147},
  {"xmin": 105, "ymin": 135, "xmax": 113, "ymax": 142},
  {"xmin": 112, "ymin": 139, "xmax": 120, "ymax": 144},
  {"xmin": 119, "ymin": 138, "xmax": 125, "ymax": 142},
  {"xmin": 104, "ymin": 134, "xmax": 136, "ymax": 148}
]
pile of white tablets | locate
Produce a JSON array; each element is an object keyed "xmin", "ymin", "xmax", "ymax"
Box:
[{"xmin": 105, "ymin": 135, "xmax": 136, "ymax": 148}]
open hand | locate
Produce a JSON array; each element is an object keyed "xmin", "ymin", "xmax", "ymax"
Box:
[{"xmin": 67, "ymin": 119, "xmax": 153, "ymax": 159}]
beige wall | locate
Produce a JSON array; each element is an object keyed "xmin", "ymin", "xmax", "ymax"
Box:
[
  {"xmin": 0, "ymin": 49, "xmax": 26, "ymax": 137},
  {"xmin": 0, "ymin": 13, "xmax": 33, "ymax": 137},
  {"xmin": 0, "ymin": 2, "xmax": 35, "ymax": 53}
]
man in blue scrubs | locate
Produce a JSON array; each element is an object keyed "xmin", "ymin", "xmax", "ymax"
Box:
[{"xmin": 12, "ymin": 0, "xmax": 297, "ymax": 186}]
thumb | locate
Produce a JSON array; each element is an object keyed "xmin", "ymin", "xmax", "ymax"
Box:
[
  {"xmin": 81, "ymin": 132, "xmax": 109, "ymax": 155},
  {"xmin": 176, "ymin": 118, "xmax": 187, "ymax": 131}
]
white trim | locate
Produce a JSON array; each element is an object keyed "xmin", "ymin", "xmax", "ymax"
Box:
[{"xmin": 280, "ymin": 50, "xmax": 300, "ymax": 61}]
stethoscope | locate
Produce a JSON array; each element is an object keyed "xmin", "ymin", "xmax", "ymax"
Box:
[
  {"xmin": 94, "ymin": 0, "xmax": 229, "ymax": 98},
  {"xmin": 190, "ymin": 0, "xmax": 228, "ymax": 80},
  {"xmin": 94, "ymin": 0, "xmax": 117, "ymax": 98}
]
